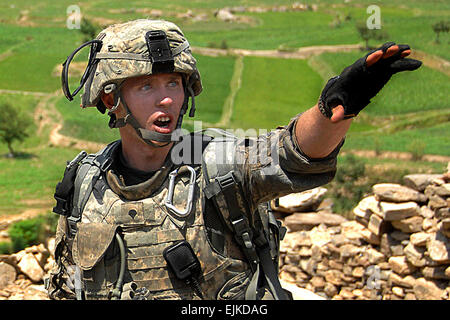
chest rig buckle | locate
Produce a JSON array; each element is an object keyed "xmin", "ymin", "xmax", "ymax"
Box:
[{"xmin": 165, "ymin": 166, "xmax": 196, "ymax": 218}]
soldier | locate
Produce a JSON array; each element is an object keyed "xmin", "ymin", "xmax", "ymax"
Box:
[{"xmin": 47, "ymin": 19, "xmax": 421, "ymax": 300}]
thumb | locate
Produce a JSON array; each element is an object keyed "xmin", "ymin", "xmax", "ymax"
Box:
[
  {"xmin": 389, "ymin": 58, "xmax": 422, "ymax": 73},
  {"xmin": 330, "ymin": 105, "xmax": 345, "ymax": 123}
]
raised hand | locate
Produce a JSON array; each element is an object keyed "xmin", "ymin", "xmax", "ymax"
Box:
[{"xmin": 318, "ymin": 42, "xmax": 422, "ymax": 123}]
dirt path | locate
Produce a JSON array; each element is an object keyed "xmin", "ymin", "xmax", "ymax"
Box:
[
  {"xmin": 49, "ymin": 123, "xmax": 106, "ymax": 153},
  {"xmin": 192, "ymin": 44, "xmax": 362, "ymax": 60},
  {"xmin": 192, "ymin": 44, "xmax": 450, "ymax": 76},
  {"xmin": 410, "ymin": 50, "xmax": 450, "ymax": 77},
  {"xmin": 34, "ymin": 90, "xmax": 107, "ymax": 153},
  {"xmin": 0, "ymin": 89, "xmax": 105, "ymax": 232},
  {"xmin": 343, "ymin": 150, "xmax": 450, "ymax": 163}
]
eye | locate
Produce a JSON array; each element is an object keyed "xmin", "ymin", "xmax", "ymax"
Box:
[
  {"xmin": 168, "ymin": 78, "xmax": 181, "ymax": 88},
  {"xmin": 140, "ymin": 83, "xmax": 152, "ymax": 91}
]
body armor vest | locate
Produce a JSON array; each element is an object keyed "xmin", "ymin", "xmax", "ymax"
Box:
[
  {"xmin": 51, "ymin": 131, "xmax": 287, "ymax": 300},
  {"xmin": 73, "ymin": 161, "xmax": 250, "ymax": 300}
]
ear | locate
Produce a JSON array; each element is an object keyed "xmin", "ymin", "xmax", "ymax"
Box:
[{"xmin": 101, "ymin": 92, "xmax": 115, "ymax": 110}]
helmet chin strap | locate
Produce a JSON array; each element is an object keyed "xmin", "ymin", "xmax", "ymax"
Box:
[{"xmin": 107, "ymin": 82, "xmax": 196, "ymax": 148}]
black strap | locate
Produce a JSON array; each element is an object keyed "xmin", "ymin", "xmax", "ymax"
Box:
[
  {"xmin": 204, "ymin": 171, "xmax": 260, "ymax": 271},
  {"xmin": 202, "ymin": 143, "xmax": 289, "ymax": 299},
  {"xmin": 256, "ymin": 245, "xmax": 288, "ymax": 300},
  {"xmin": 53, "ymin": 151, "xmax": 88, "ymax": 216}
]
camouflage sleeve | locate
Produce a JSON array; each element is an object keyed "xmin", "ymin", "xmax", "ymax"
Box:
[
  {"xmin": 46, "ymin": 216, "xmax": 77, "ymax": 300},
  {"xmin": 235, "ymin": 113, "xmax": 343, "ymax": 214}
]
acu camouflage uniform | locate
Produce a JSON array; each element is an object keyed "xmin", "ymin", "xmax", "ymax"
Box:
[
  {"xmin": 47, "ymin": 121, "xmax": 341, "ymax": 300},
  {"xmin": 47, "ymin": 19, "xmax": 343, "ymax": 300}
]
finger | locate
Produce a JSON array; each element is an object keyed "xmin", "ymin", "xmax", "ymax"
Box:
[
  {"xmin": 330, "ymin": 105, "xmax": 345, "ymax": 123},
  {"xmin": 366, "ymin": 42, "xmax": 398, "ymax": 67},
  {"xmin": 389, "ymin": 58, "xmax": 422, "ymax": 73},
  {"xmin": 401, "ymin": 49, "xmax": 411, "ymax": 58},
  {"xmin": 366, "ymin": 50, "xmax": 384, "ymax": 67},
  {"xmin": 378, "ymin": 44, "xmax": 412, "ymax": 66},
  {"xmin": 387, "ymin": 44, "xmax": 411, "ymax": 60},
  {"xmin": 380, "ymin": 42, "xmax": 396, "ymax": 52},
  {"xmin": 382, "ymin": 45, "xmax": 400, "ymax": 59}
]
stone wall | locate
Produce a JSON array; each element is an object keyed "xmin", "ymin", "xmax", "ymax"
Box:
[{"xmin": 277, "ymin": 169, "xmax": 450, "ymax": 300}]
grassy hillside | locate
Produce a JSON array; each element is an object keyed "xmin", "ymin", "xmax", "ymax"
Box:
[
  {"xmin": 231, "ymin": 56, "xmax": 323, "ymax": 130},
  {"xmin": 0, "ymin": 93, "xmax": 83, "ymax": 215},
  {"xmin": 0, "ymin": 0, "xmax": 448, "ymax": 217},
  {"xmin": 192, "ymin": 54, "xmax": 236, "ymax": 124}
]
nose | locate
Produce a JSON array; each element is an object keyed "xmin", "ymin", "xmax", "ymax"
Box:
[{"xmin": 159, "ymin": 97, "xmax": 173, "ymax": 106}]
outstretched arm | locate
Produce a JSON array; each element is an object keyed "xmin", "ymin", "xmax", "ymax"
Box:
[
  {"xmin": 295, "ymin": 103, "xmax": 352, "ymax": 158},
  {"xmin": 295, "ymin": 42, "xmax": 422, "ymax": 159}
]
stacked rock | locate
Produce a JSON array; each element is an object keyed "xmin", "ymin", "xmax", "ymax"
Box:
[
  {"xmin": 278, "ymin": 170, "xmax": 450, "ymax": 300},
  {"xmin": 0, "ymin": 239, "xmax": 54, "ymax": 300}
]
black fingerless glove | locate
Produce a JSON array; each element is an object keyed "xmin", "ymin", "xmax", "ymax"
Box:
[{"xmin": 318, "ymin": 42, "xmax": 422, "ymax": 119}]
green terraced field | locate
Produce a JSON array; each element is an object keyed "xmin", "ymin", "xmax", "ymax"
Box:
[{"xmin": 0, "ymin": 0, "xmax": 448, "ymax": 216}]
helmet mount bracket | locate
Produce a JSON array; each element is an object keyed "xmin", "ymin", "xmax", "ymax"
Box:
[{"xmin": 146, "ymin": 30, "xmax": 174, "ymax": 74}]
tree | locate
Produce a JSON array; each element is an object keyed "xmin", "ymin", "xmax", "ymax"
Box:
[
  {"xmin": 356, "ymin": 21, "xmax": 388, "ymax": 50},
  {"xmin": 80, "ymin": 17, "xmax": 100, "ymax": 42},
  {"xmin": 432, "ymin": 20, "xmax": 449, "ymax": 43},
  {"xmin": 0, "ymin": 102, "xmax": 32, "ymax": 157}
]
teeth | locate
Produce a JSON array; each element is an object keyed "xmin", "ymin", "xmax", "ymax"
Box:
[{"xmin": 158, "ymin": 116, "xmax": 170, "ymax": 122}]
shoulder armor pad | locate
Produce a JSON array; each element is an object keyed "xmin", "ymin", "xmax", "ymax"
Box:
[
  {"xmin": 67, "ymin": 140, "xmax": 120, "ymax": 238},
  {"xmin": 201, "ymin": 129, "xmax": 238, "ymax": 181}
]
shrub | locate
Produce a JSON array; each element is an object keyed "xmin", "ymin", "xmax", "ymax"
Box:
[
  {"xmin": 207, "ymin": 39, "xmax": 229, "ymax": 49},
  {"xmin": 0, "ymin": 241, "xmax": 12, "ymax": 254},
  {"xmin": 407, "ymin": 139, "xmax": 426, "ymax": 161},
  {"xmin": 328, "ymin": 154, "xmax": 370, "ymax": 217},
  {"xmin": 432, "ymin": 20, "xmax": 449, "ymax": 43},
  {"xmin": 355, "ymin": 21, "xmax": 388, "ymax": 50},
  {"xmin": 8, "ymin": 213, "xmax": 58, "ymax": 252},
  {"xmin": 8, "ymin": 217, "xmax": 44, "ymax": 252},
  {"xmin": 80, "ymin": 18, "xmax": 100, "ymax": 42}
]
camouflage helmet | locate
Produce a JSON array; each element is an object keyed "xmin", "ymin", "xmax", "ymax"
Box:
[{"xmin": 80, "ymin": 19, "xmax": 202, "ymax": 110}]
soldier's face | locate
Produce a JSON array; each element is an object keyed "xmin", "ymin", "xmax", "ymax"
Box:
[{"xmin": 121, "ymin": 73, "xmax": 185, "ymax": 136}]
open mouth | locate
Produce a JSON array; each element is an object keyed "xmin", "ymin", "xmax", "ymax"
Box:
[
  {"xmin": 154, "ymin": 116, "xmax": 171, "ymax": 128},
  {"xmin": 152, "ymin": 115, "xmax": 173, "ymax": 133}
]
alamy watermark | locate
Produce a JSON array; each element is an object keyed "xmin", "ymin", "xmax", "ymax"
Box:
[
  {"xmin": 66, "ymin": 5, "xmax": 81, "ymax": 30},
  {"xmin": 366, "ymin": 5, "xmax": 381, "ymax": 30},
  {"xmin": 169, "ymin": 121, "xmax": 281, "ymax": 175},
  {"xmin": 366, "ymin": 265, "xmax": 381, "ymax": 290}
]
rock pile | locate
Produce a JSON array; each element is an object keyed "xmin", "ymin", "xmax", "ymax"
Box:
[
  {"xmin": 277, "ymin": 170, "xmax": 450, "ymax": 300},
  {"xmin": 0, "ymin": 239, "xmax": 55, "ymax": 300}
]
